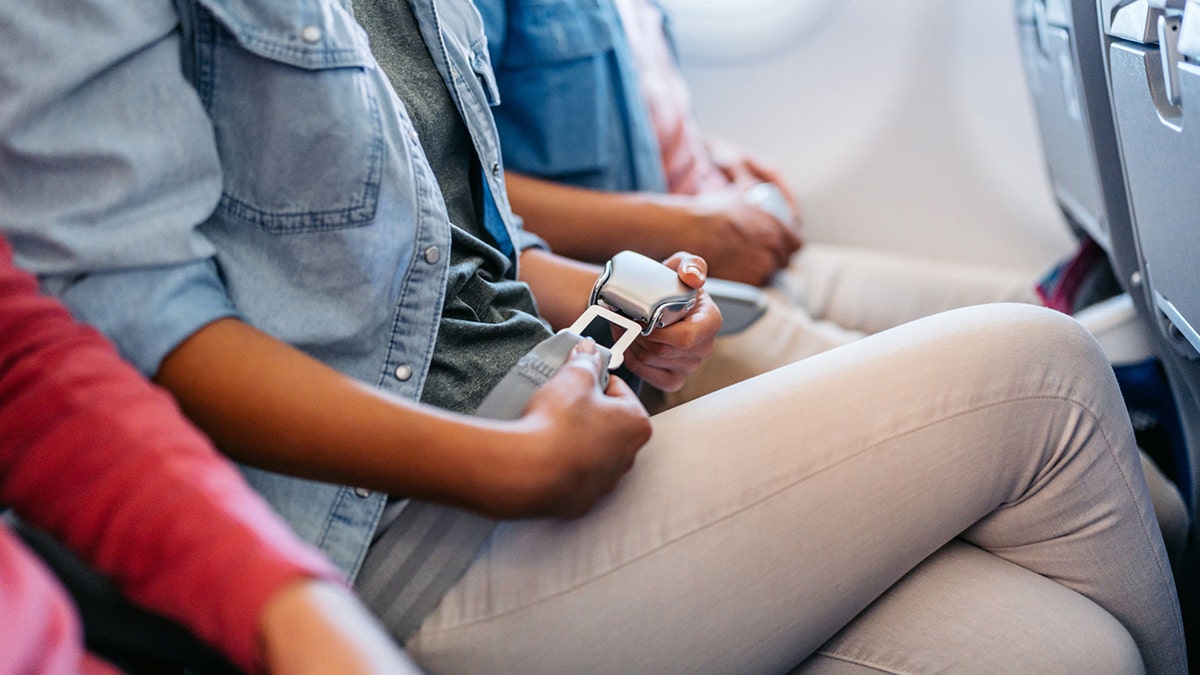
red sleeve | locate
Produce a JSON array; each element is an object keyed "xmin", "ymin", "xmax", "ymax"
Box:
[{"xmin": 0, "ymin": 237, "xmax": 340, "ymax": 674}]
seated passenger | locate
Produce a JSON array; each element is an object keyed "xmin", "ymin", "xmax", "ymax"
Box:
[
  {"xmin": 0, "ymin": 0, "xmax": 1186, "ymax": 673},
  {"xmin": 470, "ymin": 0, "xmax": 1042, "ymax": 408},
  {"xmin": 0, "ymin": 236, "xmax": 419, "ymax": 674},
  {"xmin": 462, "ymin": 0, "xmax": 1190, "ymax": 562}
]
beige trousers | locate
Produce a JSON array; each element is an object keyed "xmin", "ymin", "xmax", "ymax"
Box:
[
  {"xmin": 409, "ymin": 305, "xmax": 1185, "ymax": 674},
  {"xmin": 660, "ymin": 243, "xmax": 1042, "ymax": 408},
  {"xmin": 658, "ymin": 243, "xmax": 1188, "ymax": 564}
]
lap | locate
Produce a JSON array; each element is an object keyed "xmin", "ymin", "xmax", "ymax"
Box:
[
  {"xmin": 777, "ymin": 243, "xmax": 1040, "ymax": 335},
  {"xmin": 659, "ymin": 243, "xmax": 1038, "ymax": 409},
  {"xmin": 407, "ymin": 306, "xmax": 1166, "ymax": 673}
]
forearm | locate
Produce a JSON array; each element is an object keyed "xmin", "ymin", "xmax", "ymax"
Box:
[
  {"xmin": 506, "ymin": 172, "xmax": 694, "ymax": 264},
  {"xmin": 518, "ymin": 248, "xmax": 603, "ymax": 331},
  {"xmin": 153, "ymin": 318, "xmax": 534, "ymax": 514},
  {"xmin": 259, "ymin": 580, "xmax": 425, "ymax": 675},
  {"xmin": 0, "ymin": 245, "xmax": 338, "ymax": 673}
]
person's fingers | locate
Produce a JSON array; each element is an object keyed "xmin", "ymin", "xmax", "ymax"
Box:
[
  {"xmin": 662, "ymin": 251, "xmax": 708, "ymax": 289},
  {"xmin": 562, "ymin": 338, "xmax": 605, "ymax": 384}
]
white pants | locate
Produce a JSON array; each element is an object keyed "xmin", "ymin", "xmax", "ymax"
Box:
[
  {"xmin": 658, "ymin": 243, "xmax": 1189, "ymax": 564},
  {"xmin": 659, "ymin": 243, "xmax": 1042, "ymax": 407},
  {"xmin": 408, "ymin": 305, "xmax": 1185, "ymax": 674}
]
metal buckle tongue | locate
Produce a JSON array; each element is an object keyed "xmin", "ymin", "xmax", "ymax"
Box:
[
  {"xmin": 565, "ymin": 305, "xmax": 644, "ymax": 371},
  {"xmin": 564, "ymin": 251, "xmax": 698, "ymax": 371}
]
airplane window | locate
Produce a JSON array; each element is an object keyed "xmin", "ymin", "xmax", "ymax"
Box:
[{"xmin": 656, "ymin": 0, "xmax": 842, "ymax": 66}]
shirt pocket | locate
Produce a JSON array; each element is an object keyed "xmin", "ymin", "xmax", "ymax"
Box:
[
  {"xmin": 196, "ymin": 0, "xmax": 384, "ymax": 233},
  {"xmin": 493, "ymin": 0, "xmax": 616, "ymax": 177}
]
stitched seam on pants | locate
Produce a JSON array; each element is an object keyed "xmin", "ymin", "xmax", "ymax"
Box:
[
  {"xmin": 421, "ymin": 393, "xmax": 1162, "ymax": 638},
  {"xmin": 810, "ymin": 648, "xmax": 918, "ymax": 675}
]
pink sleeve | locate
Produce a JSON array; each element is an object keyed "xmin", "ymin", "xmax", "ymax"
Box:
[
  {"xmin": 0, "ymin": 523, "xmax": 121, "ymax": 674},
  {"xmin": 0, "ymin": 237, "xmax": 340, "ymax": 674},
  {"xmin": 613, "ymin": 0, "xmax": 730, "ymax": 195}
]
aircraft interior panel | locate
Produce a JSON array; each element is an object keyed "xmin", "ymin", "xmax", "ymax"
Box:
[
  {"xmin": 1107, "ymin": 1, "xmax": 1200, "ymax": 357},
  {"xmin": 1018, "ymin": 0, "xmax": 1112, "ymax": 249}
]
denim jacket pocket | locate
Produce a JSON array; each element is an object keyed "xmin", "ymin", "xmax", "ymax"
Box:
[
  {"xmin": 194, "ymin": 0, "xmax": 383, "ymax": 233},
  {"xmin": 492, "ymin": 0, "xmax": 616, "ymax": 176}
]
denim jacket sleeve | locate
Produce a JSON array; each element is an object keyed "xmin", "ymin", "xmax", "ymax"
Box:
[{"xmin": 0, "ymin": 0, "xmax": 235, "ymax": 376}]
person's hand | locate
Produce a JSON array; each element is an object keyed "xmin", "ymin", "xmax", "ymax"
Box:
[
  {"xmin": 683, "ymin": 190, "xmax": 801, "ymax": 285},
  {"xmin": 259, "ymin": 580, "xmax": 425, "ymax": 674},
  {"xmin": 705, "ymin": 134, "xmax": 802, "ymax": 220},
  {"xmin": 623, "ymin": 252, "xmax": 720, "ymax": 391},
  {"xmin": 500, "ymin": 340, "xmax": 653, "ymax": 519}
]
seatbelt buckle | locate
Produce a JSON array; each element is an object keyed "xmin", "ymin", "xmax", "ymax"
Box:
[{"xmin": 565, "ymin": 251, "xmax": 698, "ymax": 371}]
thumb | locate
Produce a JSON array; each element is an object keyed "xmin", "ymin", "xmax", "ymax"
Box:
[
  {"xmin": 565, "ymin": 338, "xmax": 606, "ymax": 384},
  {"xmin": 663, "ymin": 252, "xmax": 708, "ymax": 290}
]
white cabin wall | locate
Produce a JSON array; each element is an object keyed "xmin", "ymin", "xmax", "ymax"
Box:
[{"xmin": 660, "ymin": 0, "xmax": 1077, "ymax": 273}]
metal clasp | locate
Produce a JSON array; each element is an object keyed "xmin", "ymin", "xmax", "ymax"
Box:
[{"xmin": 566, "ymin": 251, "xmax": 699, "ymax": 371}]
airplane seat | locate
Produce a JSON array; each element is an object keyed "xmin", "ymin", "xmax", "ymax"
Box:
[
  {"xmin": 1017, "ymin": 0, "xmax": 1194, "ymax": 510},
  {"xmin": 1102, "ymin": 0, "xmax": 1194, "ymax": 353},
  {"xmin": 1101, "ymin": 0, "xmax": 1200, "ymax": 514},
  {"xmin": 1100, "ymin": 5, "xmax": 1200, "ymax": 663},
  {"xmin": 1017, "ymin": 0, "xmax": 1145, "ymax": 299},
  {"xmin": 1075, "ymin": 293, "xmax": 1157, "ymax": 364}
]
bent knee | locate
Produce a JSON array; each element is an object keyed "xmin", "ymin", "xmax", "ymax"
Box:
[{"xmin": 925, "ymin": 303, "xmax": 1113, "ymax": 390}]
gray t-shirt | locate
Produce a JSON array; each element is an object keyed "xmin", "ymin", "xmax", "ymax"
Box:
[{"xmin": 354, "ymin": 0, "xmax": 551, "ymax": 414}]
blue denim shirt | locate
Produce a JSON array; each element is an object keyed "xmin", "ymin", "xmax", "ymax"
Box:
[
  {"xmin": 0, "ymin": 0, "xmax": 540, "ymax": 579},
  {"xmin": 474, "ymin": 0, "xmax": 668, "ymax": 192}
]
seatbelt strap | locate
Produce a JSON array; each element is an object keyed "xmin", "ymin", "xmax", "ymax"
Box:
[
  {"xmin": 356, "ymin": 331, "xmax": 606, "ymax": 641},
  {"xmin": 357, "ymin": 251, "xmax": 693, "ymax": 641}
]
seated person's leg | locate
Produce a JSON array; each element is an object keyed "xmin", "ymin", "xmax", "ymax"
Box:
[
  {"xmin": 660, "ymin": 242, "xmax": 1040, "ymax": 410},
  {"xmin": 403, "ymin": 304, "xmax": 1182, "ymax": 674},
  {"xmin": 655, "ymin": 291, "xmax": 862, "ymax": 409},
  {"xmin": 780, "ymin": 242, "xmax": 1041, "ymax": 335},
  {"xmin": 792, "ymin": 540, "xmax": 1141, "ymax": 674},
  {"xmin": 1141, "ymin": 451, "xmax": 1190, "ymax": 567}
]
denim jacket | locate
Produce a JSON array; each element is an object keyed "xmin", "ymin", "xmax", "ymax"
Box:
[
  {"xmin": 474, "ymin": 0, "xmax": 668, "ymax": 192},
  {"xmin": 0, "ymin": 0, "xmax": 539, "ymax": 579}
]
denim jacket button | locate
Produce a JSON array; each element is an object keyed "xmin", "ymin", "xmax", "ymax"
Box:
[
  {"xmin": 423, "ymin": 245, "xmax": 440, "ymax": 264},
  {"xmin": 353, "ymin": 487, "xmax": 371, "ymax": 498},
  {"xmin": 491, "ymin": 161, "xmax": 501, "ymax": 177},
  {"xmin": 301, "ymin": 26, "xmax": 322, "ymax": 43},
  {"xmin": 394, "ymin": 363, "xmax": 413, "ymax": 381}
]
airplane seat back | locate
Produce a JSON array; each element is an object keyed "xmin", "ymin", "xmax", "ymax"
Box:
[
  {"xmin": 1018, "ymin": 0, "xmax": 1195, "ymax": 509},
  {"xmin": 1103, "ymin": 0, "xmax": 1200, "ymax": 357},
  {"xmin": 1099, "ymin": 0, "xmax": 1200, "ymax": 510},
  {"xmin": 1016, "ymin": 0, "xmax": 1145, "ymax": 303}
]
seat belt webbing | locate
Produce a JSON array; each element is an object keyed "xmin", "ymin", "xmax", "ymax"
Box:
[{"xmin": 356, "ymin": 331, "xmax": 608, "ymax": 642}]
